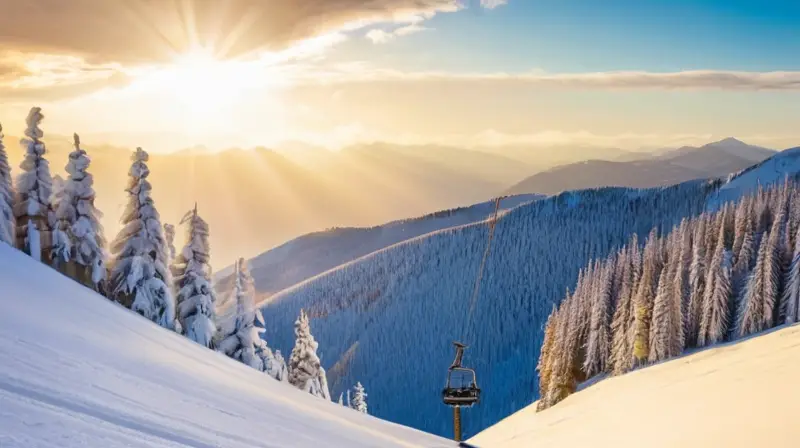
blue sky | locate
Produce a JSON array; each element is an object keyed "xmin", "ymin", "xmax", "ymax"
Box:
[{"xmin": 339, "ymin": 0, "xmax": 800, "ymax": 73}]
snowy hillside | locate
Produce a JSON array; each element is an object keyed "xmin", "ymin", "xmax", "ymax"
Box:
[
  {"xmin": 470, "ymin": 323, "xmax": 800, "ymax": 448},
  {"xmin": 709, "ymin": 146, "xmax": 800, "ymax": 209},
  {"xmin": 0, "ymin": 244, "xmax": 452, "ymax": 448},
  {"xmin": 216, "ymin": 194, "xmax": 541, "ymax": 300},
  {"xmin": 260, "ymin": 181, "xmax": 717, "ymax": 438}
]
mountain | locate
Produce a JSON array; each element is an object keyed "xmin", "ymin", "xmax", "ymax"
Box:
[
  {"xmin": 474, "ymin": 144, "xmax": 634, "ymax": 170},
  {"xmin": 506, "ymin": 138, "xmax": 776, "ymax": 196},
  {"xmin": 470, "ymin": 324, "xmax": 800, "ymax": 448},
  {"xmin": 215, "ymin": 194, "xmax": 543, "ymax": 301},
  {"xmin": 0, "ymin": 244, "xmax": 451, "ymax": 447},
  {"xmin": 3, "ymin": 135, "xmax": 526, "ymax": 270},
  {"xmin": 257, "ymin": 146, "xmax": 800, "ymax": 439}
]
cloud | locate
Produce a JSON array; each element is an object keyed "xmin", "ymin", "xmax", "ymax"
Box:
[
  {"xmin": 297, "ymin": 67, "xmax": 800, "ymax": 91},
  {"xmin": 0, "ymin": 0, "xmax": 461, "ymax": 64},
  {"xmin": 479, "ymin": 0, "xmax": 508, "ymax": 9},
  {"xmin": 366, "ymin": 22, "xmax": 429, "ymax": 44}
]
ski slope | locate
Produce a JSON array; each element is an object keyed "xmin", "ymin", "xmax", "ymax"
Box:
[
  {"xmin": 0, "ymin": 245, "xmax": 452, "ymax": 448},
  {"xmin": 470, "ymin": 323, "xmax": 800, "ymax": 448}
]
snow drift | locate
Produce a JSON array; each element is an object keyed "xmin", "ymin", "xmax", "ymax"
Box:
[
  {"xmin": 470, "ymin": 323, "xmax": 800, "ymax": 448},
  {"xmin": 0, "ymin": 244, "xmax": 452, "ymax": 448}
]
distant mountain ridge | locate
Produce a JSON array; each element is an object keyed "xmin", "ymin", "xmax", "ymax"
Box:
[{"xmin": 506, "ymin": 138, "xmax": 776, "ymax": 196}]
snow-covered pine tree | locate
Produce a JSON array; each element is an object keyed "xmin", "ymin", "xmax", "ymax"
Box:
[
  {"xmin": 536, "ymin": 305, "xmax": 558, "ymax": 409},
  {"xmin": 50, "ymin": 134, "xmax": 107, "ymax": 290},
  {"xmin": 700, "ymin": 225, "xmax": 733, "ymax": 346},
  {"xmin": 107, "ymin": 147, "xmax": 175, "ymax": 329},
  {"xmin": 173, "ymin": 205, "xmax": 217, "ymax": 347},
  {"xmin": 164, "ymin": 223, "xmax": 176, "ymax": 265},
  {"xmin": 583, "ymin": 259, "xmax": 611, "ymax": 377},
  {"xmin": 338, "ymin": 393, "xmax": 344, "ymax": 406},
  {"xmin": 672, "ymin": 219, "xmax": 692, "ymax": 351},
  {"xmin": 649, "ymin": 231, "xmax": 682, "ymax": 362},
  {"xmin": 0, "ymin": 123, "xmax": 14, "ymax": 245},
  {"xmin": 217, "ymin": 259, "xmax": 277, "ymax": 373},
  {"xmin": 610, "ymin": 247, "xmax": 633, "ymax": 375},
  {"xmin": 686, "ymin": 215, "xmax": 708, "ymax": 347},
  {"xmin": 14, "ymin": 107, "xmax": 53, "ymax": 262},
  {"xmin": 763, "ymin": 209, "xmax": 785, "ymax": 328},
  {"xmin": 288, "ymin": 309, "xmax": 331, "ymax": 400},
  {"xmin": 352, "ymin": 382, "xmax": 368, "ymax": 414},
  {"xmin": 737, "ymin": 230, "xmax": 772, "ymax": 338},
  {"xmin": 783, "ymin": 226, "xmax": 800, "ymax": 324},
  {"xmin": 268, "ymin": 349, "xmax": 289, "ymax": 382},
  {"xmin": 730, "ymin": 219, "xmax": 756, "ymax": 333},
  {"xmin": 632, "ymin": 229, "xmax": 661, "ymax": 365}
]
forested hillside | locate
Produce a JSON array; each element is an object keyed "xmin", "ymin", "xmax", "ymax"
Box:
[
  {"xmin": 261, "ymin": 179, "xmax": 719, "ymax": 437},
  {"xmin": 538, "ymin": 178, "xmax": 800, "ymax": 410}
]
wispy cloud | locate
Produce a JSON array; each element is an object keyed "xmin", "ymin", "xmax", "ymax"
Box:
[
  {"xmin": 296, "ymin": 66, "xmax": 800, "ymax": 91},
  {"xmin": 479, "ymin": 0, "xmax": 508, "ymax": 10},
  {"xmin": 366, "ymin": 22, "xmax": 430, "ymax": 44}
]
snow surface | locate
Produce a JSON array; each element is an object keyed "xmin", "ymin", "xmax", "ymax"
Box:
[
  {"xmin": 471, "ymin": 323, "xmax": 800, "ymax": 448},
  {"xmin": 0, "ymin": 244, "xmax": 452, "ymax": 448},
  {"xmin": 708, "ymin": 146, "xmax": 800, "ymax": 210}
]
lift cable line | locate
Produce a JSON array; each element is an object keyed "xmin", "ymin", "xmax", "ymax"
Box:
[{"xmin": 442, "ymin": 196, "xmax": 503, "ymax": 442}]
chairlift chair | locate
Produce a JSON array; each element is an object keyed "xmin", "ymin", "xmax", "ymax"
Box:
[{"xmin": 442, "ymin": 342, "xmax": 481, "ymax": 407}]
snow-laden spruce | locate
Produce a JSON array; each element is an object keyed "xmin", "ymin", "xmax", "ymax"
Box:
[
  {"xmin": 0, "ymin": 123, "xmax": 14, "ymax": 245},
  {"xmin": 108, "ymin": 147, "xmax": 175, "ymax": 329},
  {"xmin": 164, "ymin": 223, "xmax": 176, "ymax": 264},
  {"xmin": 352, "ymin": 382, "xmax": 368, "ymax": 414},
  {"xmin": 14, "ymin": 107, "xmax": 53, "ymax": 261},
  {"xmin": 50, "ymin": 134, "xmax": 106, "ymax": 291},
  {"xmin": 172, "ymin": 206, "xmax": 216, "ymax": 347},
  {"xmin": 288, "ymin": 309, "xmax": 331, "ymax": 400},
  {"xmin": 217, "ymin": 258, "xmax": 287, "ymax": 380},
  {"xmin": 537, "ymin": 179, "xmax": 800, "ymax": 411}
]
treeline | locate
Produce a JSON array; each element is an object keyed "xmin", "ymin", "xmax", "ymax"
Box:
[
  {"xmin": 538, "ymin": 179, "xmax": 800, "ymax": 410},
  {"xmin": 0, "ymin": 107, "xmax": 368, "ymax": 409}
]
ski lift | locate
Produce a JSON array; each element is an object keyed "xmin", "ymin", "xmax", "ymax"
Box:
[{"xmin": 442, "ymin": 342, "xmax": 481, "ymax": 407}]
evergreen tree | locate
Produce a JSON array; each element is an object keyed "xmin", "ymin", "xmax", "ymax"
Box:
[
  {"xmin": 763, "ymin": 211, "xmax": 784, "ymax": 327},
  {"xmin": 164, "ymin": 223, "xmax": 176, "ymax": 264},
  {"xmin": 107, "ymin": 148, "xmax": 175, "ymax": 329},
  {"xmin": 783, "ymin": 226, "xmax": 800, "ymax": 324},
  {"xmin": 50, "ymin": 134, "xmax": 106, "ymax": 290},
  {"xmin": 737, "ymin": 231, "xmax": 773, "ymax": 338},
  {"xmin": 632, "ymin": 230, "xmax": 661, "ymax": 365},
  {"xmin": 536, "ymin": 306, "xmax": 557, "ymax": 409},
  {"xmin": 583, "ymin": 260, "xmax": 611, "ymax": 377},
  {"xmin": 352, "ymin": 382, "xmax": 368, "ymax": 414},
  {"xmin": 649, "ymin": 232, "xmax": 682, "ymax": 362},
  {"xmin": 610, "ymin": 248, "xmax": 633, "ymax": 375},
  {"xmin": 14, "ymin": 107, "xmax": 53, "ymax": 261},
  {"xmin": 700, "ymin": 227, "xmax": 733, "ymax": 346},
  {"xmin": 173, "ymin": 205, "xmax": 217, "ymax": 347},
  {"xmin": 686, "ymin": 216, "xmax": 707, "ymax": 347},
  {"xmin": 268, "ymin": 349, "xmax": 289, "ymax": 382},
  {"xmin": 288, "ymin": 309, "xmax": 331, "ymax": 400},
  {"xmin": 0, "ymin": 123, "xmax": 14, "ymax": 245},
  {"xmin": 338, "ymin": 393, "xmax": 344, "ymax": 406},
  {"xmin": 672, "ymin": 219, "xmax": 692, "ymax": 351},
  {"xmin": 217, "ymin": 259, "xmax": 278, "ymax": 373}
]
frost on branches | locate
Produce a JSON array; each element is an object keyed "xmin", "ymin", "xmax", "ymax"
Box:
[
  {"xmin": 51, "ymin": 134, "xmax": 107, "ymax": 291},
  {"xmin": 173, "ymin": 206, "xmax": 216, "ymax": 347},
  {"xmin": 217, "ymin": 259, "xmax": 286, "ymax": 379},
  {"xmin": 14, "ymin": 107, "xmax": 53, "ymax": 262},
  {"xmin": 288, "ymin": 309, "xmax": 331, "ymax": 400},
  {"xmin": 0, "ymin": 123, "xmax": 14, "ymax": 245},
  {"xmin": 351, "ymin": 382, "xmax": 368, "ymax": 414},
  {"xmin": 108, "ymin": 148, "xmax": 175, "ymax": 330},
  {"xmin": 538, "ymin": 179, "xmax": 800, "ymax": 411}
]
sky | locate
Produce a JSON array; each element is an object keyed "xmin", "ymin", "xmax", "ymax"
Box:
[{"xmin": 1, "ymin": 0, "xmax": 799, "ymax": 152}]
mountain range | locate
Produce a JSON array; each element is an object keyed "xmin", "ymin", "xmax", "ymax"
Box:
[{"xmin": 505, "ymin": 138, "xmax": 775, "ymax": 196}]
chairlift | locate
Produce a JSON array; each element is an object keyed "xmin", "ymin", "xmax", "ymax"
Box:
[{"xmin": 442, "ymin": 342, "xmax": 481, "ymax": 407}]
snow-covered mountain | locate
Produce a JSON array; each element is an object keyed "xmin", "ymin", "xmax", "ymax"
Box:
[
  {"xmin": 506, "ymin": 138, "xmax": 775, "ymax": 196},
  {"xmin": 257, "ymin": 145, "xmax": 800, "ymax": 439},
  {"xmin": 0, "ymin": 244, "xmax": 451, "ymax": 447},
  {"xmin": 470, "ymin": 323, "xmax": 800, "ymax": 448},
  {"xmin": 215, "ymin": 194, "xmax": 542, "ymax": 300}
]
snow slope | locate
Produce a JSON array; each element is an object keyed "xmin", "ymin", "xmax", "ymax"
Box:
[
  {"xmin": 0, "ymin": 244, "xmax": 452, "ymax": 448},
  {"xmin": 470, "ymin": 323, "xmax": 800, "ymax": 448},
  {"xmin": 215, "ymin": 194, "xmax": 541, "ymax": 300},
  {"xmin": 708, "ymin": 146, "xmax": 800, "ymax": 209}
]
